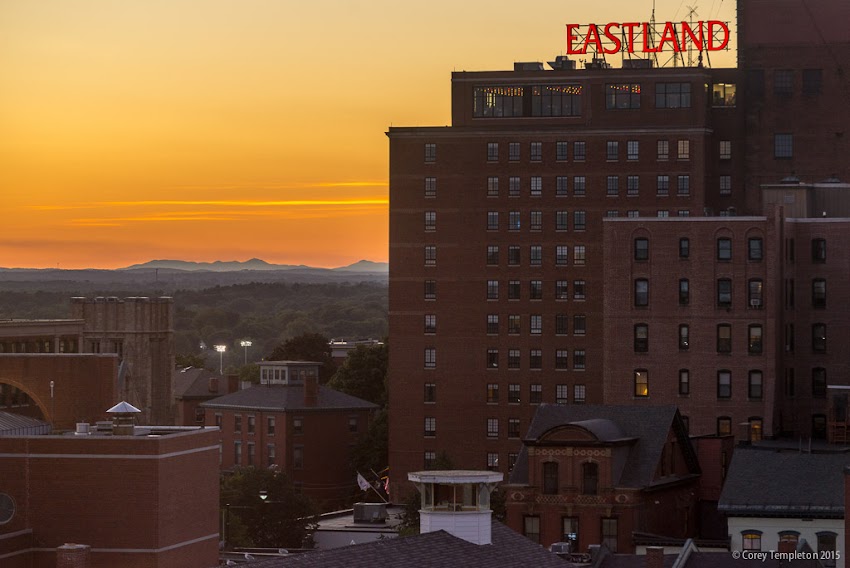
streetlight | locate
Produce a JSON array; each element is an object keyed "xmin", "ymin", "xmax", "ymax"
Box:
[
  {"xmin": 240, "ymin": 340, "xmax": 253, "ymax": 365},
  {"xmin": 214, "ymin": 345, "xmax": 227, "ymax": 375}
]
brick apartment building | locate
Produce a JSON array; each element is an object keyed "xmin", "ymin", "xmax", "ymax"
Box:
[
  {"xmin": 387, "ymin": 0, "xmax": 850, "ymax": 494},
  {"xmin": 201, "ymin": 361, "xmax": 378, "ymax": 508}
]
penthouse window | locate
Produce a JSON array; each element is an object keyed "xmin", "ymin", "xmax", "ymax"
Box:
[
  {"xmin": 711, "ymin": 83, "xmax": 736, "ymax": 106},
  {"xmin": 532, "ymin": 84, "xmax": 583, "ymax": 116},
  {"xmin": 473, "ymin": 86, "xmax": 523, "ymax": 117},
  {"xmin": 656, "ymin": 82, "xmax": 691, "ymax": 108},
  {"xmin": 606, "ymin": 83, "xmax": 641, "ymax": 109}
]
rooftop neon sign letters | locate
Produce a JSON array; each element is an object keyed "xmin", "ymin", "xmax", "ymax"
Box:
[{"xmin": 566, "ymin": 21, "xmax": 730, "ymax": 55}]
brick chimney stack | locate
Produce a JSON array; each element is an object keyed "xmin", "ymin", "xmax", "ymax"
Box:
[
  {"xmin": 56, "ymin": 543, "xmax": 90, "ymax": 568},
  {"xmin": 646, "ymin": 546, "xmax": 665, "ymax": 568}
]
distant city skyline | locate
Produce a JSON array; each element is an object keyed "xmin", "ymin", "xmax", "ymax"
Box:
[{"xmin": 1, "ymin": 0, "xmax": 736, "ymax": 269}]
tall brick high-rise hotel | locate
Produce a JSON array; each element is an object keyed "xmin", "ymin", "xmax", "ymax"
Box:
[{"xmin": 388, "ymin": 0, "xmax": 850, "ymax": 490}]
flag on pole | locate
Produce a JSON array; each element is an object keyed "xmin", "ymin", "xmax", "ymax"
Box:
[{"xmin": 356, "ymin": 472, "xmax": 370, "ymax": 491}]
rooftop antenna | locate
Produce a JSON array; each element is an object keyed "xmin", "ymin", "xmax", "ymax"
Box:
[
  {"xmin": 685, "ymin": 5, "xmax": 700, "ymax": 67},
  {"xmin": 648, "ymin": 0, "xmax": 659, "ymax": 68}
]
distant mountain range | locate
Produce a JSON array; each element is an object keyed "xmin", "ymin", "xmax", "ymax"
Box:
[{"xmin": 120, "ymin": 258, "xmax": 388, "ymax": 273}]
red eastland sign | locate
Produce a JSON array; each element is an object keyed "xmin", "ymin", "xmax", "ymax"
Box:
[{"xmin": 566, "ymin": 21, "xmax": 730, "ymax": 55}]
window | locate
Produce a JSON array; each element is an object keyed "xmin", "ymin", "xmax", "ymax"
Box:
[
  {"xmin": 424, "ymin": 280, "xmax": 436, "ymax": 300},
  {"xmin": 813, "ymin": 368, "xmax": 827, "ymax": 398},
  {"xmin": 248, "ymin": 415, "xmax": 255, "ymax": 434},
  {"xmin": 574, "ymin": 314, "xmax": 586, "ymax": 335},
  {"xmin": 679, "ymin": 325, "xmax": 690, "ymax": 350},
  {"xmin": 508, "ymin": 211, "xmax": 520, "ymax": 230},
  {"xmin": 530, "ymin": 176, "xmax": 542, "ymax": 196},
  {"xmin": 556, "ymin": 211, "xmax": 569, "ymax": 231},
  {"xmin": 509, "ymin": 176, "xmax": 520, "ymax": 197},
  {"xmin": 486, "ymin": 348, "xmax": 499, "ymax": 369},
  {"xmin": 774, "ymin": 134, "xmax": 793, "ymax": 158},
  {"xmin": 267, "ymin": 416, "xmax": 275, "ymax": 435},
  {"xmin": 234, "ymin": 415, "xmax": 242, "ymax": 433},
  {"xmin": 424, "ymin": 143, "xmax": 436, "ymax": 162},
  {"xmin": 634, "ymin": 369, "xmax": 649, "ymax": 397},
  {"xmin": 556, "ymin": 141, "xmax": 569, "ymax": 161},
  {"xmin": 530, "ymin": 211, "xmax": 542, "ymax": 231},
  {"xmin": 574, "ymin": 177, "xmax": 586, "ymax": 196},
  {"xmin": 424, "ymin": 417, "xmax": 436, "ymax": 436},
  {"xmin": 562, "ymin": 517, "xmax": 579, "ymax": 547},
  {"xmin": 485, "ymin": 383, "xmax": 499, "ymax": 404},
  {"xmin": 574, "ymin": 280, "xmax": 586, "ymax": 300},
  {"xmin": 606, "ymin": 83, "xmax": 641, "ymax": 109},
  {"xmin": 556, "ymin": 245, "xmax": 569, "ymax": 266},
  {"xmin": 574, "ymin": 384, "xmax": 586, "ymax": 403},
  {"xmin": 785, "ymin": 368, "xmax": 796, "ymax": 397},
  {"xmin": 719, "ymin": 140, "xmax": 731, "ymax": 160},
  {"xmin": 748, "ymin": 279, "xmax": 763, "ymax": 307},
  {"xmin": 602, "ymin": 518, "xmax": 618, "ymax": 553},
  {"xmin": 627, "ymin": 140, "xmax": 639, "ymax": 160},
  {"xmin": 424, "ymin": 177, "xmax": 436, "ymax": 197},
  {"xmin": 508, "ymin": 384, "xmax": 520, "ymax": 403},
  {"xmin": 555, "ymin": 313, "xmax": 569, "ymax": 334},
  {"xmin": 508, "ymin": 315, "xmax": 520, "ymax": 335},
  {"xmin": 573, "ymin": 350, "xmax": 586, "ymax": 370},
  {"xmin": 487, "ymin": 418, "xmax": 499, "ymax": 438},
  {"xmin": 628, "ymin": 210, "xmax": 639, "ymax": 218},
  {"xmin": 543, "ymin": 462, "xmax": 558, "ymax": 494},
  {"xmin": 486, "ymin": 314, "xmax": 499, "ymax": 335},
  {"xmin": 717, "ymin": 279, "xmax": 732, "ymax": 307},
  {"xmin": 574, "ymin": 210, "xmax": 586, "ymax": 230},
  {"xmin": 656, "ymin": 82, "xmax": 691, "ymax": 108},
  {"xmin": 742, "ymin": 531, "xmax": 762, "ymax": 551},
  {"xmin": 679, "ymin": 369, "xmax": 689, "ymax": 395},
  {"xmin": 508, "ymin": 350, "xmax": 520, "ymax": 369},
  {"xmin": 717, "ymin": 416, "xmax": 732, "ymax": 436},
  {"xmin": 508, "ymin": 246, "xmax": 520, "ymax": 266},
  {"xmin": 508, "ymin": 280, "xmax": 520, "ymax": 300},
  {"xmin": 246, "ymin": 443, "xmax": 255, "ymax": 465},
  {"xmin": 234, "ymin": 441, "xmax": 242, "ymax": 464},
  {"xmin": 774, "ymin": 69, "xmax": 793, "ymax": 96},
  {"xmin": 812, "ymin": 279, "xmax": 826, "ymax": 308},
  {"xmin": 424, "ymin": 348, "xmax": 436, "ymax": 368},
  {"xmin": 750, "ymin": 419, "xmax": 762, "ymax": 445},
  {"xmin": 678, "ymin": 209, "xmax": 690, "ymax": 217},
  {"xmin": 717, "ymin": 324, "xmax": 732, "ymax": 353},
  {"xmin": 717, "ymin": 370, "xmax": 731, "ymax": 399},
  {"xmin": 817, "ymin": 532, "xmax": 838, "ymax": 567},
  {"xmin": 634, "ymin": 279, "xmax": 648, "ymax": 307},
  {"xmin": 556, "ymin": 349, "xmax": 569, "ymax": 370},
  {"xmin": 582, "ymin": 462, "xmax": 598, "ymax": 495},
  {"xmin": 425, "ymin": 245, "xmax": 436, "ymax": 266},
  {"xmin": 531, "ymin": 245, "xmax": 543, "ymax": 266},
  {"xmin": 487, "ymin": 211, "xmax": 499, "ymax": 231},
  {"xmin": 424, "ymin": 451, "xmax": 436, "ymax": 469},
  {"xmin": 634, "ymin": 324, "xmax": 648, "ymax": 353},
  {"xmin": 634, "ymin": 238, "xmax": 649, "ymax": 260},
  {"xmin": 425, "ymin": 383, "xmax": 436, "ymax": 403},
  {"xmin": 487, "ymin": 280, "xmax": 499, "ymax": 300},
  {"xmin": 574, "ymin": 141, "xmax": 586, "ymax": 161},
  {"xmin": 803, "ymin": 69, "xmax": 822, "ymax": 96},
  {"xmin": 812, "ymin": 323, "xmax": 826, "ymax": 353},
  {"xmin": 812, "ymin": 238, "xmax": 826, "ymax": 262},
  {"xmin": 748, "ymin": 238, "xmax": 763, "ymax": 261},
  {"xmin": 556, "ymin": 177, "xmax": 568, "ymax": 197},
  {"xmin": 679, "ymin": 238, "xmax": 690, "ymax": 258},
  {"xmin": 712, "ymin": 82, "xmax": 737, "ymax": 106},
  {"xmin": 424, "ymin": 314, "xmax": 436, "ymax": 334},
  {"xmin": 679, "ymin": 279, "xmax": 690, "ymax": 305},
  {"xmin": 606, "ymin": 141, "xmax": 619, "ymax": 161},
  {"xmin": 473, "ymin": 86, "xmax": 522, "ymax": 117},
  {"xmin": 657, "ymin": 140, "xmax": 669, "ymax": 160},
  {"xmin": 677, "ymin": 175, "xmax": 690, "ymax": 196},
  {"xmin": 487, "ymin": 452, "xmax": 499, "ymax": 472},
  {"xmin": 627, "ymin": 175, "xmax": 639, "ymax": 196},
  {"xmin": 349, "ymin": 417, "xmax": 359, "ymax": 433},
  {"xmin": 267, "ymin": 444, "xmax": 276, "ymax": 466},
  {"xmin": 486, "ymin": 245, "xmax": 499, "ymax": 266},
  {"xmin": 606, "ymin": 175, "xmax": 619, "ymax": 196},
  {"xmin": 748, "ymin": 371, "xmax": 763, "ymax": 399},
  {"xmin": 530, "ymin": 142, "xmax": 542, "ymax": 162},
  {"xmin": 677, "ymin": 140, "xmax": 690, "ymax": 160},
  {"xmin": 748, "ymin": 325, "xmax": 763, "ymax": 354},
  {"xmin": 293, "ymin": 417, "xmax": 303, "ymax": 435},
  {"xmin": 487, "ymin": 177, "xmax": 499, "ymax": 198},
  {"xmin": 524, "ymin": 516, "xmax": 540, "ymax": 544},
  {"xmin": 573, "ymin": 246, "xmax": 586, "ymax": 266},
  {"xmin": 530, "ymin": 384, "xmax": 542, "ymax": 403},
  {"xmin": 657, "ymin": 210, "xmax": 669, "ymax": 218},
  {"xmin": 487, "ymin": 142, "xmax": 499, "ymax": 161},
  {"xmin": 529, "ymin": 280, "xmax": 543, "ymax": 300},
  {"xmin": 556, "ymin": 385, "xmax": 569, "ymax": 404},
  {"xmin": 530, "ymin": 315, "xmax": 542, "ymax": 335},
  {"xmin": 509, "ymin": 142, "xmax": 520, "ymax": 161},
  {"xmin": 529, "ymin": 349, "xmax": 542, "ymax": 369},
  {"xmin": 717, "ymin": 238, "xmax": 731, "ymax": 260}
]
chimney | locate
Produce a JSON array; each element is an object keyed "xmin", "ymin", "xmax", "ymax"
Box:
[
  {"xmin": 106, "ymin": 401, "xmax": 142, "ymax": 435},
  {"xmin": 227, "ymin": 374, "xmax": 239, "ymax": 393},
  {"xmin": 304, "ymin": 372, "xmax": 318, "ymax": 407},
  {"xmin": 56, "ymin": 543, "xmax": 90, "ymax": 568},
  {"xmin": 646, "ymin": 546, "xmax": 665, "ymax": 568},
  {"xmin": 208, "ymin": 377, "xmax": 219, "ymax": 394}
]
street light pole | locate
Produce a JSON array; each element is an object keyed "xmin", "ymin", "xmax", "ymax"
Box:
[
  {"xmin": 214, "ymin": 345, "xmax": 227, "ymax": 375},
  {"xmin": 240, "ymin": 340, "xmax": 252, "ymax": 365}
]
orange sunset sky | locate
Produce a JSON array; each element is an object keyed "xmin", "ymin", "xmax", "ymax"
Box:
[{"xmin": 1, "ymin": 0, "xmax": 736, "ymax": 269}]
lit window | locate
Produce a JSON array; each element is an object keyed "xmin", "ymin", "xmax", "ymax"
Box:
[
  {"xmin": 717, "ymin": 417, "xmax": 732, "ymax": 436},
  {"xmin": 677, "ymin": 140, "xmax": 690, "ymax": 160},
  {"xmin": 712, "ymin": 82, "xmax": 737, "ymax": 106},
  {"xmin": 634, "ymin": 369, "xmax": 648, "ymax": 397},
  {"xmin": 606, "ymin": 83, "xmax": 641, "ymax": 109},
  {"xmin": 742, "ymin": 531, "xmax": 762, "ymax": 551}
]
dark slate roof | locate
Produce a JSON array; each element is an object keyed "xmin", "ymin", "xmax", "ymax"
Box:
[
  {"xmin": 250, "ymin": 522, "xmax": 569, "ymax": 568},
  {"xmin": 0, "ymin": 411, "xmax": 51, "ymax": 436},
  {"xmin": 718, "ymin": 448, "xmax": 850, "ymax": 517},
  {"xmin": 510, "ymin": 405, "xmax": 690, "ymax": 488},
  {"xmin": 173, "ymin": 366, "xmax": 219, "ymax": 398},
  {"xmin": 199, "ymin": 385, "xmax": 378, "ymax": 412}
]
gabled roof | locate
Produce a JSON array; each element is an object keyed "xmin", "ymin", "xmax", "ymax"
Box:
[
  {"xmin": 173, "ymin": 366, "xmax": 220, "ymax": 399},
  {"xmin": 200, "ymin": 385, "xmax": 378, "ymax": 412},
  {"xmin": 250, "ymin": 522, "xmax": 568, "ymax": 568},
  {"xmin": 718, "ymin": 448, "xmax": 850, "ymax": 517},
  {"xmin": 509, "ymin": 404, "xmax": 696, "ymax": 488}
]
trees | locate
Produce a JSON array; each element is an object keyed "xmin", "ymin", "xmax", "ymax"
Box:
[
  {"xmin": 267, "ymin": 333, "xmax": 336, "ymax": 382},
  {"xmin": 328, "ymin": 343, "xmax": 388, "ymax": 406},
  {"xmin": 220, "ymin": 467, "xmax": 318, "ymax": 549}
]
